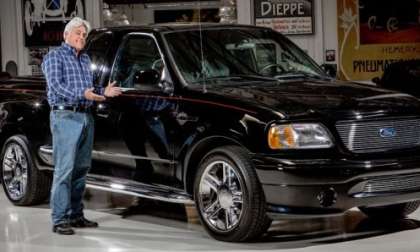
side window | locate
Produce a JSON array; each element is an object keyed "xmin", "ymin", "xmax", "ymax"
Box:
[
  {"xmin": 85, "ymin": 32, "xmax": 113, "ymax": 85},
  {"xmin": 111, "ymin": 35, "xmax": 163, "ymax": 89}
]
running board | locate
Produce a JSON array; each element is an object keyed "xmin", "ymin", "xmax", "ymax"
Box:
[{"xmin": 86, "ymin": 175, "xmax": 194, "ymax": 204}]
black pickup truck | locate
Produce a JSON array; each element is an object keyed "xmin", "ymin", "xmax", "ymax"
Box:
[{"xmin": 2, "ymin": 24, "xmax": 420, "ymax": 242}]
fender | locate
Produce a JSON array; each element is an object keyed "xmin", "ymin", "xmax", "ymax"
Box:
[
  {"xmin": 0, "ymin": 98, "xmax": 50, "ymax": 169},
  {"xmin": 181, "ymin": 129, "xmax": 250, "ymax": 193}
]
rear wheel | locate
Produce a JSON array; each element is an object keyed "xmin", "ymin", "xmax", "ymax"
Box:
[
  {"xmin": 359, "ymin": 201, "xmax": 420, "ymax": 219},
  {"xmin": 193, "ymin": 145, "xmax": 269, "ymax": 242},
  {"xmin": 1, "ymin": 135, "xmax": 51, "ymax": 205}
]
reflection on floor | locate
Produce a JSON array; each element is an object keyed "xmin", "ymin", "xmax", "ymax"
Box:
[{"xmin": 1, "ymin": 187, "xmax": 420, "ymax": 251}]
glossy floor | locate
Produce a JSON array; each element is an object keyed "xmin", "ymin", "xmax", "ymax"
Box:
[{"xmin": 1, "ymin": 187, "xmax": 420, "ymax": 252}]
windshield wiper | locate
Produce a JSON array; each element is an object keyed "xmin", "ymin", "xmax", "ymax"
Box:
[
  {"xmin": 234, "ymin": 74, "xmax": 278, "ymax": 81},
  {"xmin": 193, "ymin": 74, "xmax": 277, "ymax": 84},
  {"xmin": 275, "ymin": 70, "xmax": 328, "ymax": 80}
]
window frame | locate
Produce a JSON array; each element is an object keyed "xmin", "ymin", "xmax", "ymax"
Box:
[{"xmin": 109, "ymin": 32, "xmax": 167, "ymax": 91}]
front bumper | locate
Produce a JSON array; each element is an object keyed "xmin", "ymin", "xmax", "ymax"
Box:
[{"xmin": 253, "ymin": 155, "xmax": 420, "ymax": 218}]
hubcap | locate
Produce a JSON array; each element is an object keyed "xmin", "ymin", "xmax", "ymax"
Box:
[
  {"xmin": 198, "ymin": 160, "xmax": 244, "ymax": 232},
  {"xmin": 2, "ymin": 143, "xmax": 28, "ymax": 201}
]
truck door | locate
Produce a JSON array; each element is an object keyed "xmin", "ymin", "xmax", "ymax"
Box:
[{"xmin": 92, "ymin": 33, "xmax": 179, "ymax": 187}]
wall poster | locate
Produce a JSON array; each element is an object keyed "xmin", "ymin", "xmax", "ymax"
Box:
[
  {"xmin": 254, "ymin": 0, "xmax": 314, "ymax": 35},
  {"xmin": 337, "ymin": 0, "xmax": 420, "ymax": 81},
  {"xmin": 23, "ymin": 0, "xmax": 85, "ymax": 47}
]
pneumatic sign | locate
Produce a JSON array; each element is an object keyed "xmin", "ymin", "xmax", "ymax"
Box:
[{"xmin": 254, "ymin": 0, "xmax": 313, "ymax": 35}]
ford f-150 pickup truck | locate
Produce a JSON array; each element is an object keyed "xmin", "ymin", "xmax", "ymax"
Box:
[{"xmin": 2, "ymin": 23, "xmax": 420, "ymax": 242}]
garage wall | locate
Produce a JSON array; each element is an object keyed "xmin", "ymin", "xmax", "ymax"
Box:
[
  {"xmin": 0, "ymin": 0, "xmax": 102, "ymax": 76},
  {"xmin": 106, "ymin": 2, "xmax": 221, "ymax": 25},
  {"xmin": 1, "ymin": 0, "xmax": 339, "ymax": 75},
  {"xmin": 237, "ymin": 0, "xmax": 338, "ymax": 65},
  {"xmin": 1, "ymin": 0, "xmax": 21, "ymax": 75},
  {"xmin": 106, "ymin": 0, "xmax": 339, "ymax": 66}
]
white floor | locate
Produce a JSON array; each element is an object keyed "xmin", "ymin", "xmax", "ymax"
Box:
[{"xmin": 1, "ymin": 187, "xmax": 420, "ymax": 252}]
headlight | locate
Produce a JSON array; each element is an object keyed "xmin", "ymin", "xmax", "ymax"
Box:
[{"xmin": 268, "ymin": 123, "xmax": 333, "ymax": 149}]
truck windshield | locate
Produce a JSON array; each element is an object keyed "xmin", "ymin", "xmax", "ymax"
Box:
[{"xmin": 163, "ymin": 28, "xmax": 325, "ymax": 85}]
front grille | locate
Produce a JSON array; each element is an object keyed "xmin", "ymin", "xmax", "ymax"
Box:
[
  {"xmin": 336, "ymin": 117, "xmax": 420, "ymax": 153},
  {"xmin": 362, "ymin": 174, "xmax": 420, "ymax": 194}
]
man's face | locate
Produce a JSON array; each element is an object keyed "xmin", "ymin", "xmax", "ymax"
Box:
[{"xmin": 65, "ymin": 25, "xmax": 87, "ymax": 52}]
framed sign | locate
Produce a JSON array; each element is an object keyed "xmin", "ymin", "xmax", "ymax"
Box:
[
  {"xmin": 254, "ymin": 0, "xmax": 314, "ymax": 35},
  {"xmin": 23, "ymin": 0, "xmax": 85, "ymax": 47},
  {"xmin": 337, "ymin": 0, "xmax": 420, "ymax": 80}
]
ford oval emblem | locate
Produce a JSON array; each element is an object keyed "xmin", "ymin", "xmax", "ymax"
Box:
[{"xmin": 379, "ymin": 127, "xmax": 396, "ymax": 138}]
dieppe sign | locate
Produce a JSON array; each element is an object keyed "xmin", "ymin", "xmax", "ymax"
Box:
[{"xmin": 254, "ymin": 0, "xmax": 314, "ymax": 35}]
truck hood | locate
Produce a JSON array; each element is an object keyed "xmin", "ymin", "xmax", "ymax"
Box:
[{"xmin": 201, "ymin": 78, "xmax": 420, "ymax": 118}]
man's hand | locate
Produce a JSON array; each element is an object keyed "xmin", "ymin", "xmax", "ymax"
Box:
[
  {"xmin": 84, "ymin": 81, "xmax": 122, "ymax": 101},
  {"xmin": 84, "ymin": 88, "xmax": 106, "ymax": 102},
  {"xmin": 104, "ymin": 81, "xmax": 122, "ymax": 97}
]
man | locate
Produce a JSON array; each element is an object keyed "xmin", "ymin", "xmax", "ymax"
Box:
[{"xmin": 41, "ymin": 17, "xmax": 122, "ymax": 235}]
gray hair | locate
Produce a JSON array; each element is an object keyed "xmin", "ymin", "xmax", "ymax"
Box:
[{"xmin": 64, "ymin": 17, "xmax": 91, "ymax": 36}]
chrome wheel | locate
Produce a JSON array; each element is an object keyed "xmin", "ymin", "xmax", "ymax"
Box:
[
  {"xmin": 198, "ymin": 160, "xmax": 244, "ymax": 232},
  {"xmin": 2, "ymin": 143, "xmax": 28, "ymax": 201}
]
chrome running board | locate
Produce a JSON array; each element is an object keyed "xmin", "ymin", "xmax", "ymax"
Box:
[
  {"xmin": 86, "ymin": 175, "xmax": 194, "ymax": 204},
  {"xmin": 38, "ymin": 146, "xmax": 192, "ymax": 204}
]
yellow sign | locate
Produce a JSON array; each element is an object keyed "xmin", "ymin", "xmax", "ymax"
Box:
[{"xmin": 337, "ymin": 0, "xmax": 420, "ymax": 81}]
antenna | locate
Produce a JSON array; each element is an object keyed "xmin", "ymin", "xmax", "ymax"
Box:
[{"xmin": 198, "ymin": 0, "xmax": 207, "ymax": 93}]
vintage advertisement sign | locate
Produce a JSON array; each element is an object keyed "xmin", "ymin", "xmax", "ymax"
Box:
[
  {"xmin": 23, "ymin": 0, "xmax": 85, "ymax": 46},
  {"xmin": 254, "ymin": 0, "xmax": 314, "ymax": 35},
  {"xmin": 337, "ymin": 0, "xmax": 420, "ymax": 81}
]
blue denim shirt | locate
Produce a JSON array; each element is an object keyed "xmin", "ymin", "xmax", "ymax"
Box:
[{"xmin": 41, "ymin": 42, "xmax": 103, "ymax": 107}]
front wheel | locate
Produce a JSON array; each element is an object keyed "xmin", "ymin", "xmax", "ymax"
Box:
[
  {"xmin": 1, "ymin": 135, "xmax": 51, "ymax": 206},
  {"xmin": 359, "ymin": 201, "xmax": 420, "ymax": 219},
  {"xmin": 193, "ymin": 145, "xmax": 269, "ymax": 242}
]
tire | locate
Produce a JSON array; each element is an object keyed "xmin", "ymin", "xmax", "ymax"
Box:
[
  {"xmin": 193, "ymin": 145, "xmax": 268, "ymax": 242},
  {"xmin": 359, "ymin": 201, "xmax": 420, "ymax": 219},
  {"xmin": 0, "ymin": 135, "xmax": 52, "ymax": 206}
]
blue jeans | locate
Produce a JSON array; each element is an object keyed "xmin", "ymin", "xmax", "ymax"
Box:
[{"xmin": 49, "ymin": 110, "xmax": 94, "ymax": 225}]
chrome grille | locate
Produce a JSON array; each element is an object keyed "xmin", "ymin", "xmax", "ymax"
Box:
[
  {"xmin": 336, "ymin": 117, "xmax": 420, "ymax": 153},
  {"xmin": 362, "ymin": 174, "xmax": 420, "ymax": 194}
]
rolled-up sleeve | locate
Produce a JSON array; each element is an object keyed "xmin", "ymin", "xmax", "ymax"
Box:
[{"xmin": 42, "ymin": 51, "xmax": 75, "ymax": 99}]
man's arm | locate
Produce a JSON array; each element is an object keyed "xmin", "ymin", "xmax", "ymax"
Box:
[
  {"xmin": 84, "ymin": 81, "xmax": 121, "ymax": 101},
  {"xmin": 41, "ymin": 51, "xmax": 74, "ymax": 98}
]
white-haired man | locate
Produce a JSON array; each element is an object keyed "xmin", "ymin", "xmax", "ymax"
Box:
[{"xmin": 42, "ymin": 17, "xmax": 121, "ymax": 235}]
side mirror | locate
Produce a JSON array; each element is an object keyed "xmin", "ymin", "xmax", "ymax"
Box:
[{"xmin": 134, "ymin": 69, "xmax": 160, "ymax": 86}]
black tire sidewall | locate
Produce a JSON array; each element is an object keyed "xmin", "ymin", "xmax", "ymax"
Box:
[
  {"xmin": 0, "ymin": 135, "xmax": 34, "ymax": 205},
  {"xmin": 193, "ymin": 146, "xmax": 264, "ymax": 241}
]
